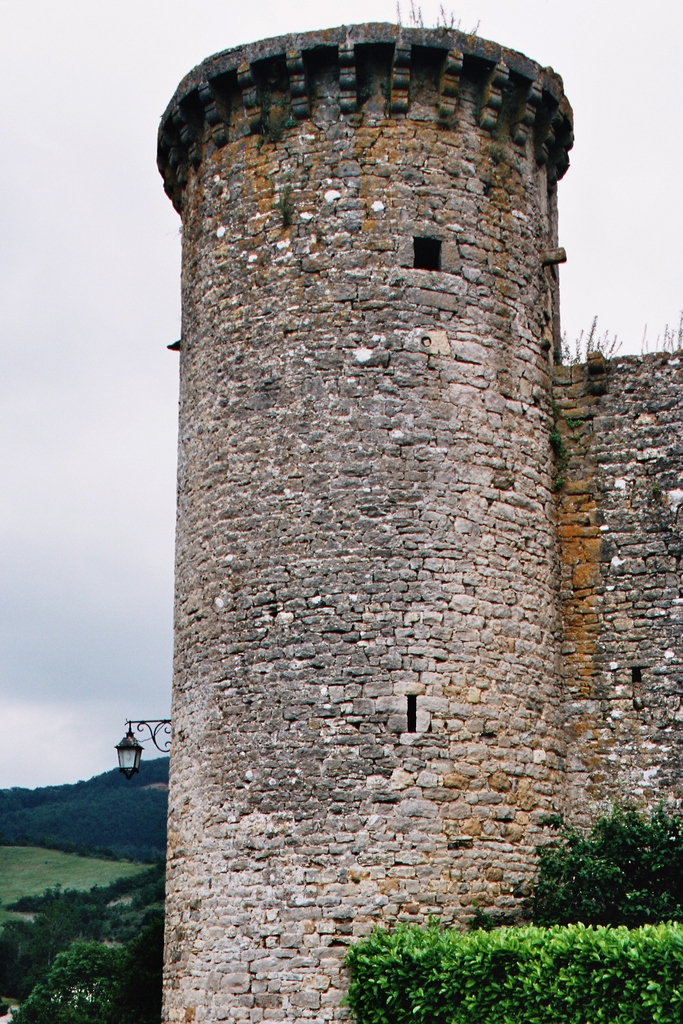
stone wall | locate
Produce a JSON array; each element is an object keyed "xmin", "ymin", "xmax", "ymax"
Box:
[
  {"xmin": 554, "ymin": 352, "xmax": 683, "ymax": 823},
  {"xmin": 160, "ymin": 23, "xmax": 574, "ymax": 1024},
  {"xmin": 159, "ymin": 21, "xmax": 683, "ymax": 1024}
]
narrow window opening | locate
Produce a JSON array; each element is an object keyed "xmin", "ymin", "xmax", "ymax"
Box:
[
  {"xmin": 406, "ymin": 694, "xmax": 417, "ymax": 732},
  {"xmin": 632, "ymin": 667, "xmax": 642, "ymax": 684},
  {"xmin": 413, "ymin": 236, "xmax": 441, "ymax": 271}
]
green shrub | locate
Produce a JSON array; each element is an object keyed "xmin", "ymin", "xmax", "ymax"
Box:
[
  {"xmin": 532, "ymin": 806, "xmax": 683, "ymax": 927},
  {"xmin": 549, "ymin": 427, "xmax": 567, "ymax": 461},
  {"xmin": 345, "ymin": 921, "xmax": 683, "ymax": 1024}
]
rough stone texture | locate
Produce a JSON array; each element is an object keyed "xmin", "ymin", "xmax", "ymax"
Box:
[
  {"xmin": 157, "ymin": 21, "xmax": 683, "ymax": 1024},
  {"xmin": 554, "ymin": 353, "xmax": 683, "ymax": 822}
]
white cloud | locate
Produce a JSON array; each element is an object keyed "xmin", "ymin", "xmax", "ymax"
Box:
[
  {"xmin": 0, "ymin": 698, "xmax": 167, "ymax": 789},
  {"xmin": 0, "ymin": 0, "xmax": 682, "ymax": 785}
]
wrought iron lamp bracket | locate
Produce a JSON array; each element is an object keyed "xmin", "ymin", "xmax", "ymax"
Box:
[{"xmin": 126, "ymin": 719, "xmax": 172, "ymax": 752}]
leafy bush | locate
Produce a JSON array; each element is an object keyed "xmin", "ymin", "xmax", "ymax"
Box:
[
  {"xmin": 345, "ymin": 921, "xmax": 683, "ymax": 1024},
  {"xmin": 532, "ymin": 806, "xmax": 683, "ymax": 926}
]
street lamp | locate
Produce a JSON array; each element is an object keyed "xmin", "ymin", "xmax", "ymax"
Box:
[
  {"xmin": 116, "ymin": 720, "xmax": 171, "ymax": 778},
  {"xmin": 115, "ymin": 727, "xmax": 143, "ymax": 779}
]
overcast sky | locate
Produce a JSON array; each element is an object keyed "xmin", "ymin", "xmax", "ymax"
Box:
[{"xmin": 0, "ymin": 0, "xmax": 681, "ymax": 788}]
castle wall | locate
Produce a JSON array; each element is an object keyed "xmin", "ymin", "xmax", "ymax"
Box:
[
  {"xmin": 554, "ymin": 353, "xmax": 683, "ymax": 822},
  {"xmin": 159, "ymin": 24, "xmax": 574, "ymax": 1024}
]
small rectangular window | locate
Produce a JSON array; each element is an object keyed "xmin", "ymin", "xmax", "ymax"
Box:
[
  {"xmin": 632, "ymin": 667, "xmax": 642, "ymax": 684},
  {"xmin": 406, "ymin": 694, "xmax": 417, "ymax": 732},
  {"xmin": 413, "ymin": 236, "xmax": 441, "ymax": 271}
]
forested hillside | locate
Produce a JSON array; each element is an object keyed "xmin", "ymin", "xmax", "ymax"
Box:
[
  {"xmin": 0, "ymin": 758, "xmax": 168, "ymax": 861},
  {"xmin": 0, "ymin": 861, "xmax": 165, "ymax": 1012}
]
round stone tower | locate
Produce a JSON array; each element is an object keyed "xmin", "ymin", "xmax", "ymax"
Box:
[{"xmin": 158, "ymin": 23, "xmax": 573, "ymax": 1024}]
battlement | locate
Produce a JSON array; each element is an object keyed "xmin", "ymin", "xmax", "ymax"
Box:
[{"xmin": 158, "ymin": 22, "xmax": 573, "ymax": 212}]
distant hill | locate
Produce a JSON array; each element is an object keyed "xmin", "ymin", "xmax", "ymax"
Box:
[
  {"xmin": 0, "ymin": 858, "xmax": 165, "ymax": 1003},
  {"xmin": 0, "ymin": 758, "xmax": 168, "ymax": 861},
  {"xmin": 0, "ymin": 846, "xmax": 150, "ymax": 924}
]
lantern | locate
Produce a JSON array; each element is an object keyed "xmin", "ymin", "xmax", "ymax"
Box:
[{"xmin": 116, "ymin": 727, "xmax": 143, "ymax": 778}]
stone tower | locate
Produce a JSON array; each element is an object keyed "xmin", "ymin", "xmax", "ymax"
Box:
[{"xmin": 158, "ymin": 23, "xmax": 574, "ymax": 1024}]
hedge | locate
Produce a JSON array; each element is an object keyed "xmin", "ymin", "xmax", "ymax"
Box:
[{"xmin": 345, "ymin": 922, "xmax": 683, "ymax": 1024}]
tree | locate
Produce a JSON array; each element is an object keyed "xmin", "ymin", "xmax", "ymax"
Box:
[
  {"xmin": 532, "ymin": 806, "xmax": 683, "ymax": 926},
  {"xmin": 117, "ymin": 916, "xmax": 164, "ymax": 1024},
  {"xmin": 0, "ymin": 901, "xmax": 77, "ymax": 999},
  {"xmin": 10, "ymin": 943, "xmax": 121, "ymax": 1024}
]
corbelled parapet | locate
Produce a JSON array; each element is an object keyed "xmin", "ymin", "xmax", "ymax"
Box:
[{"xmin": 158, "ymin": 22, "xmax": 573, "ymax": 212}]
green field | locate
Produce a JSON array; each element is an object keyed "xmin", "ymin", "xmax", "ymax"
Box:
[{"xmin": 0, "ymin": 847, "xmax": 150, "ymax": 923}]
